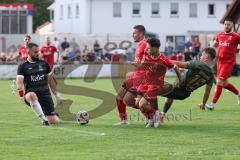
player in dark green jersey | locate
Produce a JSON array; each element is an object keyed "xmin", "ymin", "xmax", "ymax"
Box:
[{"xmin": 159, "ymin": 47, "xmax": 216, "ymax": 121}]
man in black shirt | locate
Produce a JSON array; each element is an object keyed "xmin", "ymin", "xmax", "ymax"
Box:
[{"xmin": 16, "ymin": 43, "xmax": 59, "ymax": 125}]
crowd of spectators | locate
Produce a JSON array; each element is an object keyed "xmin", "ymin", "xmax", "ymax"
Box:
[{"xmin": 0, "ymin": 36, "xmax": 204, "ymax": 64}]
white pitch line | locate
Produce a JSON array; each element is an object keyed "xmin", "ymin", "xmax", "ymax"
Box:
[{"xmin": 46, "ymin": 127, "xmax": 106, "ymax": 136}]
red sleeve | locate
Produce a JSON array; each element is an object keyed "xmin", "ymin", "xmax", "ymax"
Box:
[
  {"xmin": 18, "ymin": 47, "xmax": 22, "ymax": 56},
  {"xmin": 134, "ymin": 41, "xmax": 147, "ymax": 63},
  {"xmin": 236, "ymin": 33, "xmax": 240, "ymax": 44},
  {"xmin": 160, "ymin": 55, "xmax": 174, "ymax": 68},
  {"xmin": 40, "ymin": 47, "xmax": 44, "ymax": 54},
  {"xmin": 215, "ymin": 34, "xmax": 219, "ymax": 45},
  {"xmin": 53, "ymin": 46, "xmax": 57, "ymax": 52}
]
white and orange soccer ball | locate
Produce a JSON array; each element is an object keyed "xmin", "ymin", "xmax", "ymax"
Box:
[{"xmin": 76, "ymin": 111, "xmax": 89, "ymax": 125}]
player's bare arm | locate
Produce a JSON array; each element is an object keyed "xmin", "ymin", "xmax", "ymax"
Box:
[
  {"xmin": 199, "ymin": 85, "xmax": 212, "ymax": 110},
  {"xmin": 16, "ymin": 75, "xmax": 24, "ymax": 102}
]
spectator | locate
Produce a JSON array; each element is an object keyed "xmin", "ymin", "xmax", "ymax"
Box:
[
  {"xmin": 192, "ymin": 37, "xmax": 201, "ymax": 60},
  {"xmin": 70, "ymin": 38, "xmax": 80, "ymax": 52},
  {"xmin": 61, "ymin": 37, "xmax": 70, "ymax": 51},
  {"xmin": 184, "ymin": 37, "xmax": 192, "ymax": 50},
  {"xmin": 183, "ymin": 47, "xmax": 194, "ymax": 61},
  {"xmin": 53, "ymin": 37, "xmax": 61, "ymax": 51},
  {"xmin": 165, "ymin": 38, "xmax": 174, "ymax": 57},
  {"xmin": 93, "ymin": 40, "xmax": 100, "ymax": 53}
]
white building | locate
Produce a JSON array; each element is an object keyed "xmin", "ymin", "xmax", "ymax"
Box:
[{"xmin": 53, "ymin": 0, "xmax": 231, "ymax": 49}]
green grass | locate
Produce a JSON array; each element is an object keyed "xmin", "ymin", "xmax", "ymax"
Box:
[{"xmin": 0, "ymin": 77, "xmax": 240, "ymax": 160}]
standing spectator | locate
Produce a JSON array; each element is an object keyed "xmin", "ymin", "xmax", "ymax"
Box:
[
  {"xmin": 93, "ymin": 40, "xmax": 100, "ymax": 53},
  {"xmin": 192, "ymin": 37, "xmax": 201, "ymax": 60},
  {"xmin": 70, "ymin": 38, "xmax": 80, "ymax": 52},
  {"xmin": 165, "ymin": 38, "xmax": 174, "ymax": 57},
  {"xmin": 61, "ymin": 37, "xmax": 70, "ymax": 51},
  {"xmin": 53, "ymin": 37, "xmax": 61, "ymax": 51},
  {"xmin": 184, "ymin": 37, "xmax": 192, "ymax": 50},
  {"xmin": 184, "ymin": 47, "xmax": 194, "ymax": 61}
]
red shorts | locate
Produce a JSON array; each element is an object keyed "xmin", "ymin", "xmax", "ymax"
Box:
[
  {"xmin": 122, "ymin": 71, "xmax": 145, "ymax": 90},
  {"xmin": 143, "ymin": 85, "xmax": 161, "ymax": 102},
  {"xmin": 217, "ymin": 63, "xmax": 235, "ymax": 80}
]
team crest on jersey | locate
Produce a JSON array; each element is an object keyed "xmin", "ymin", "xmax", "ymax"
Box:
[{"xmin": 39, "ymin": 65, "xmax": 44, "ymax": 71}]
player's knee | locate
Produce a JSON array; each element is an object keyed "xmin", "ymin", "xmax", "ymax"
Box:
[
  {"xmin": 216, "ymin": 79, "xmax": 225, "ymax": 86},
  {"xmin": 25, "ymin": 92, "xmax": 38, "ymax": 101},
  {"xmin": 139, "ymin": 98, "xmax": 148, "ymax": 109},
  {"xmin": 47, "ymin": 115, "xmax": 60, "ymax": 124}
]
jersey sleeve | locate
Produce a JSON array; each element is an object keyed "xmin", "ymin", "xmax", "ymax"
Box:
[
  {"xmin": 45, "ymin": 61, "xmax": 51, "ymax": 74},
  {"xmin": 17, "ymin": 63, "xmax": 24, "ymax": 76},
  {"xmin": 186, "ymin": 61, "xmax": 202, "ymax": 69},
  {"xmin": 206, "ymin": 75, "xmax": 214, "ymax": 86},
  {"xmin": 214, "ymin": 34, "xmax": 219, "ymax": 46},
  {"xmin": 236, "ymin": 33, "xmax": 240, "ymax": 44},
  {"xmin": 18, "ymin": 48, "xmax": 22, "ymax": 56},
  {"xmin": 161, "ymin": 55, "xmax": 174, "ymax": 68}
]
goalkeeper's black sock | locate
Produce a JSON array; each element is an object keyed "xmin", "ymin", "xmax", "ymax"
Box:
[{"xmin": 163, "ymin": 103, "xmax": 171, "ymax": 114}]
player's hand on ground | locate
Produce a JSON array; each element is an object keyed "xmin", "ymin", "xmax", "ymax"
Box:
[{"xmin": 198, "ymin": 103, "xmax": 205, "ymax": 110}]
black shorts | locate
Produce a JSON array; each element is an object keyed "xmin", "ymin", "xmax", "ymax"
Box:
[
  {"xmin": 24, "ymin": 92, "xmax": 55, "ymax": 116},
  {"xmin": 163, "ymin": 86, "xmax": 191, "ymax": 100}
]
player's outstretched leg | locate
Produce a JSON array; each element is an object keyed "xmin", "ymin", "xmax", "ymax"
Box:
[
  {"xmin": 139, "ymin": 98, "xmax": 160, "ymax": 128},
  {"xmin": 223, "ymin": 82, "xmax": 240, "ymax": 105},
  {"xmin": 25, "ymin": 92, "xmax": 49, "ymax": 126},
  {"xmin": 115, "ymin": 87, "xmax": 128, "ymax": 125},
  {"xmin": 161, "ymin": 98, "xmax": 174, "ymax": 123}
]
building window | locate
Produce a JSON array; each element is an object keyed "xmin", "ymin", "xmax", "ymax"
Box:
[
  {"xmin": 76, "ymin": 4, "xmax": 79, "ymax": 18},
  {"xmin": 170, "ymin": 3, "xmax": 179, "ymax": 17},
  {"xmin": 189, "ymin": 3, "xmax": 197, "ymax": 17},
  {"xmin": 60, "ymin": 5, "xmax": 63, "ymax": 19},
  {"xmin": 10, "ymin": 10, "xmax": 18, "ymax": 34},
  {"xmin": 68, "ymin": 5, "xmax": 72, "ymax": 18},
  {"xmin": 208, "ymin": 4, "xmax": 215, "ymax": 16},
  {"xmin": 152, "ymin": 2, "xmax": 160, "ymax": 17},
  {"xmin": 0, "ymin": 10, "xmax": 27, "ymax": 34},
  {"xmin": 113, "ymin": 2, "xmax": 121, "ymax": 17},
  {"xmin": 132, "ymin": 2, "xmax": 141, "ymax": 16},
  {"xmin": 226, "ymin": 4, "xmax": 230, "ymax": 10}
]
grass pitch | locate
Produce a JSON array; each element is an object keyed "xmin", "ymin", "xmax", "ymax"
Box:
[{"xmin": 0, "ymin": 78, "xmax": 240, "ymax": 160}]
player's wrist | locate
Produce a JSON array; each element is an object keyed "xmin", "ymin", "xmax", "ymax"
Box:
[{"xmin": 18, "ymin": 89, "xmax": 24, "ymax": 98}]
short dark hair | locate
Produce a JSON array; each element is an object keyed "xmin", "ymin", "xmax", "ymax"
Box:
[
  {"xmin": 147, "ymin": 38, "xmax": 161, "ymax": 48},
  {"xmin": 202, "ymin": 47, "xmax": 216, "ymax": 60},
  {"xmin": 133, "ymin": 25, "xmax": 146, "ymax": 35},
  {"xmin": 27, "ymin": 43, "xmax": 38, "ymax": 50},
  {"xmin": 224, "ymin": 18, "xmax": 233, "ymax": 23},
  {"xmin": 24, "ymin": 35, "xmax": 31, "ymax": 39}
]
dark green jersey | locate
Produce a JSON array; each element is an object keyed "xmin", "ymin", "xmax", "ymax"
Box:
[{"xmin": 183, "ymin": 61, "xmax": 214, "ymax": 92}]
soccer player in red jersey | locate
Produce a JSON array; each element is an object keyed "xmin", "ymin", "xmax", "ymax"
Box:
[
  {"xmin": 206, "ymin": 19, "xmax": 240, "ymax": 110},
  {"xmin": 40, "ymin": 37, "xmax": 63, "ymax": 104},
  {"xmin": 10, "ymin": 35, "xmax": 31, "ymax": 63},
  {"xmin": 136, "ymin": 38, "xmax": 182, "ymax": 128},
  {"xmin": 115, "ymin": 25, "xmax": 149, "ymax": 125}
]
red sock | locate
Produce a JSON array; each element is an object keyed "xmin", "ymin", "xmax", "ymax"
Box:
[
  {"xmin": 213, "ymin": 85, "xmax": 223, "ymax": 104},
  {"xmin": 116, "ymin": 98, "xmax": 127, "ymax": 121},
  {"xmin": 224, "ymin": 83, "xmax": 239, "ymax": 95},
  {"xmin": 147, "ymin": 107, "xmax": 157, "ymax": 119}
]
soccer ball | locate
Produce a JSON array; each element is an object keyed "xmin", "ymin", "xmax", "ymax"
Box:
[{"xmin": 76, "ymin": 111, "xmax": 89, "ymax": 125}]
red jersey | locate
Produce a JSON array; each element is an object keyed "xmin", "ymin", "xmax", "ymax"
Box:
[
  {"xmin": 192, "ymin": 41, "xmax": 201, "ymax": 48},
  {"xmin": 215, "ymin": 32, "xmax": 240, "ymax": 63},
  {"xmin": 18, "ymin": 46, "xmax": 28, "ymax": 62},
  {"xmin": 40, "ymin": 45, "xmax": 57, "ymax": 69},
  {"xmin": 134, "ymin": 39, "xmax": 147, "ymax": 63},
  {"xmin": 138, "ymin": 53, "xmax": 174, "ymax": 89}
]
